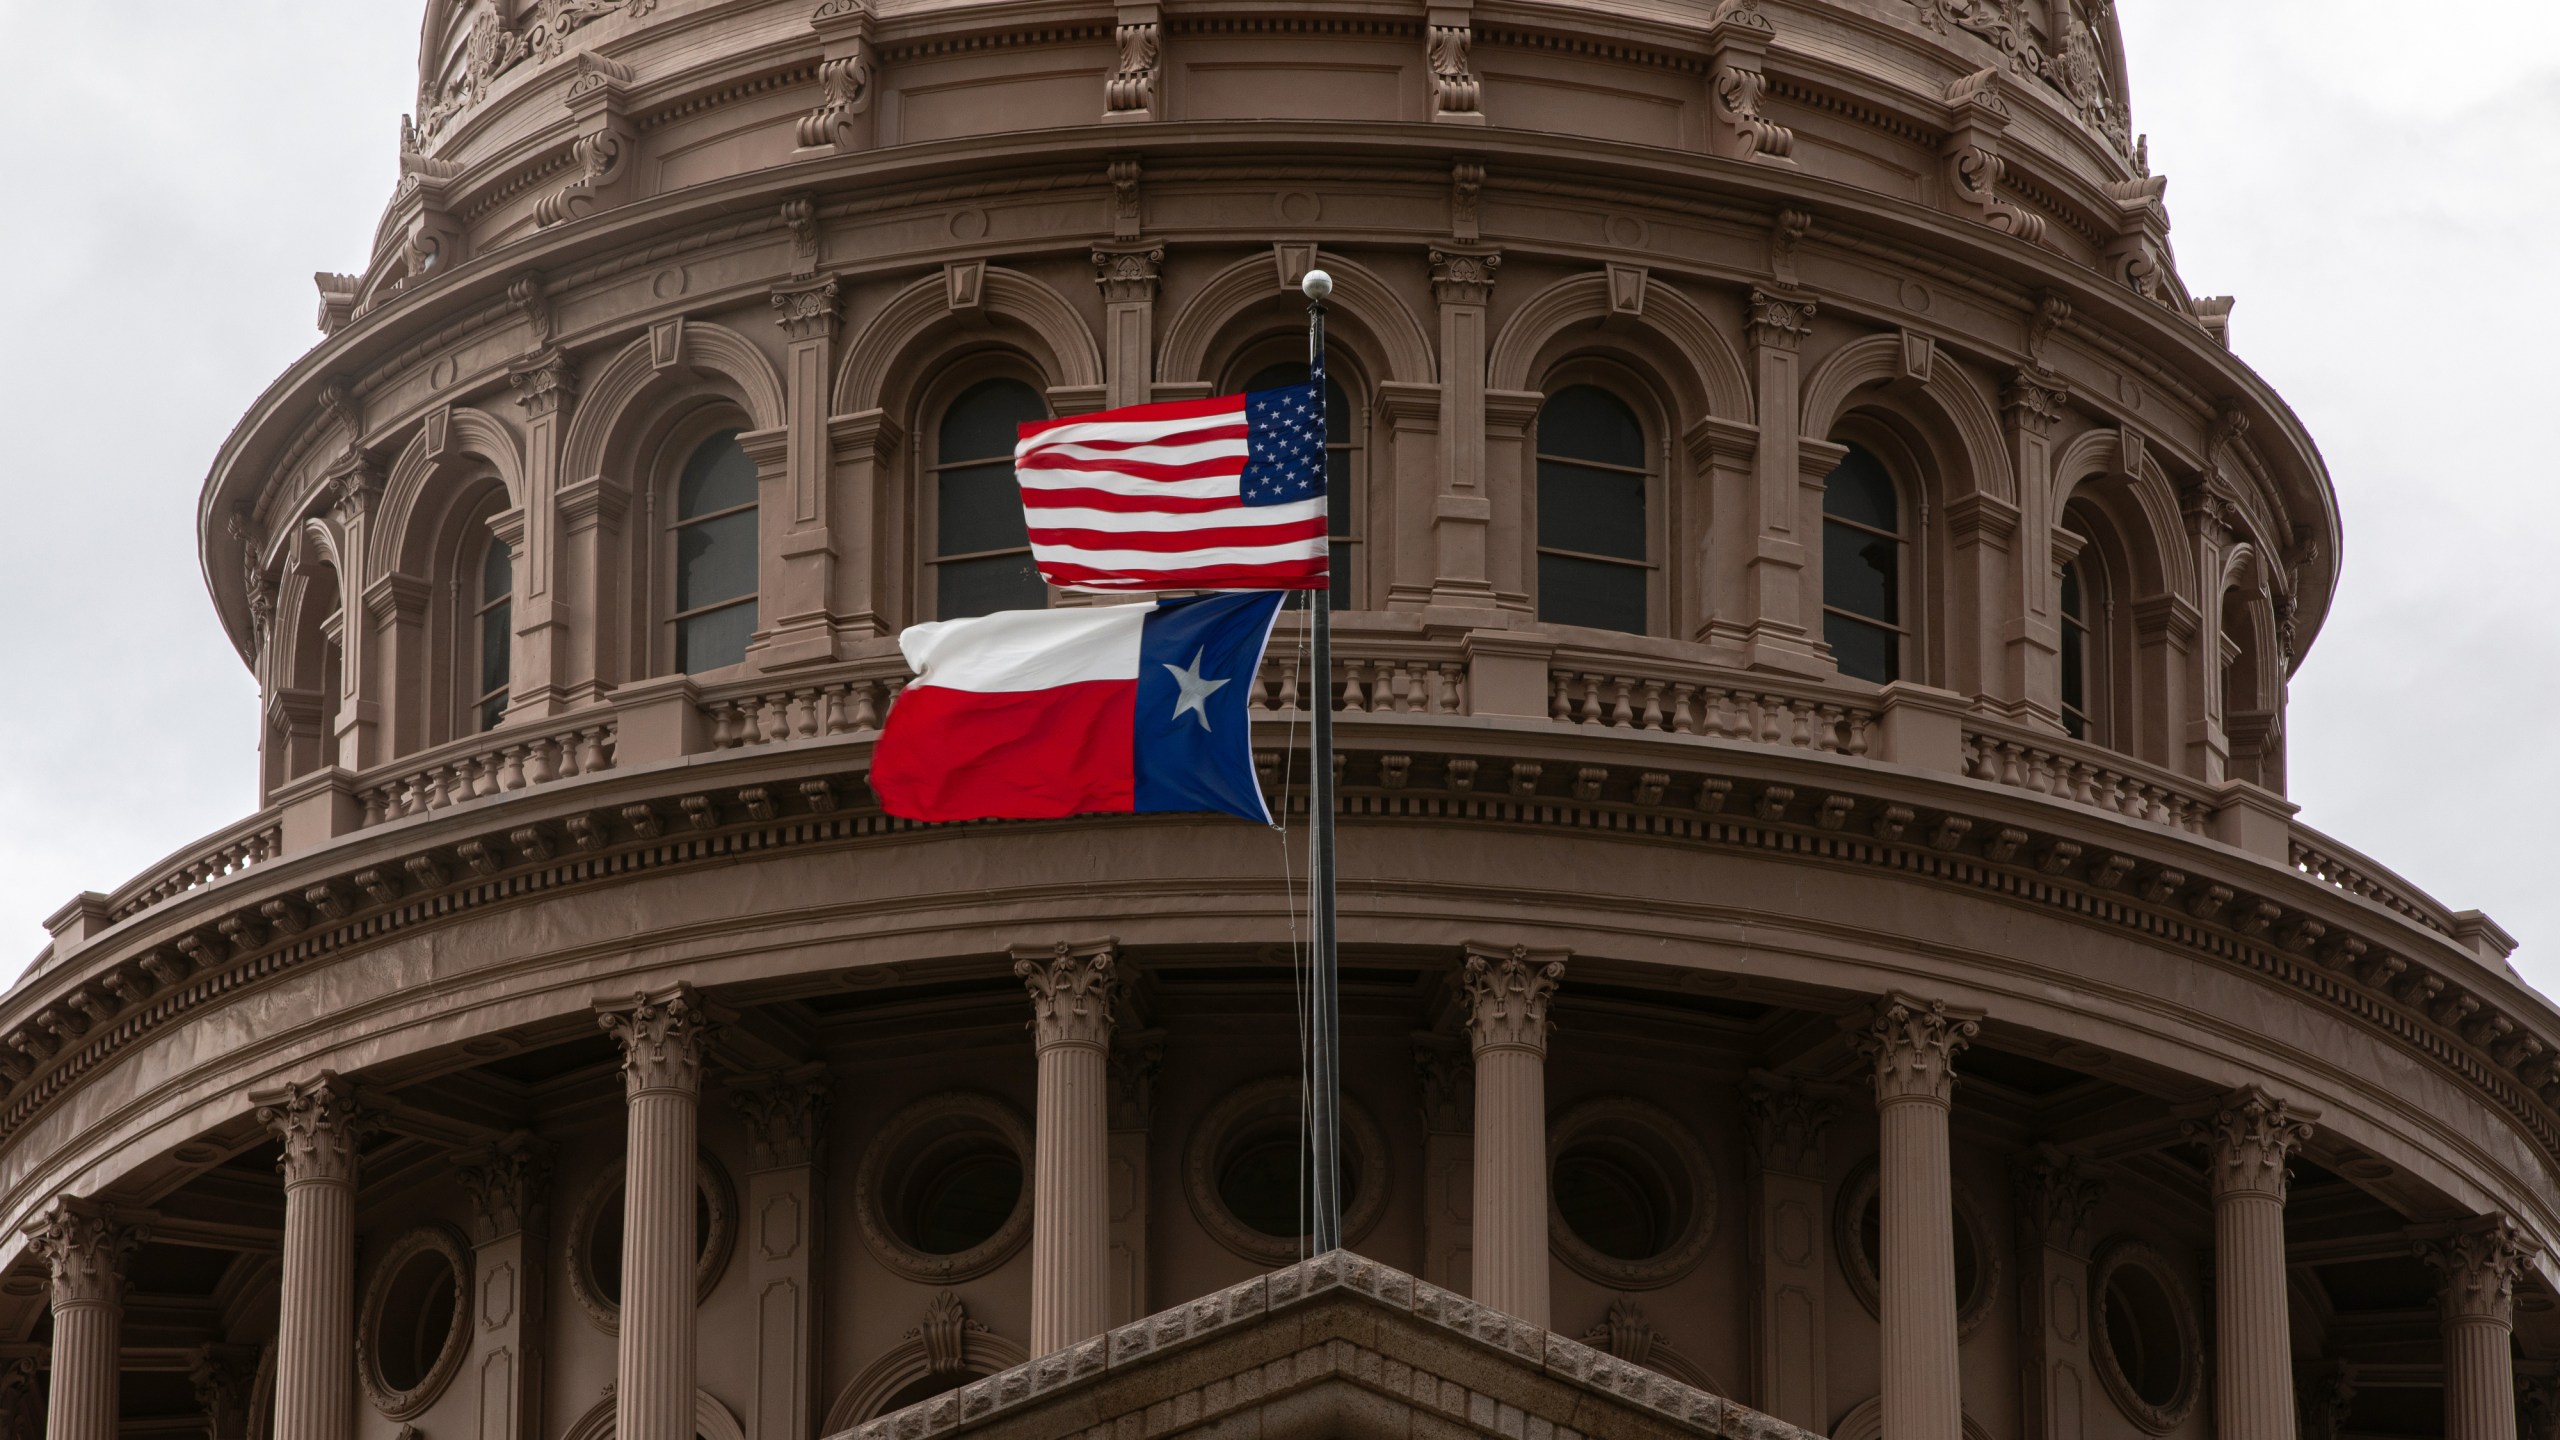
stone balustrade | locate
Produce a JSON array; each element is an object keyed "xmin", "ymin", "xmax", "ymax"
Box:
[
  {"xmin": 1960, "ymin": 719, "xmax": 2216, "ymax": 835},
  {"xmin": 2290, "ymin": 824, "xmax": 2457, "ymax": 937},
  {"xmin": 103, "ymin": 817, "xmax": 283, "ymax": 923},
  {"xmin": 354, "ymin": 721, "xmax": 618, "ymax": 826}
]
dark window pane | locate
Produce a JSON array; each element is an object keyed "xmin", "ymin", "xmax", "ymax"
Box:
[
  {"xmin": 1538, "ymin": 553, "xmax": 1646, "ymax": 634},
  {"xmin": 478, "ymin": 601, "xmax": 511, "ymax": 706},
  {"xmin": 1539, "ymin": 386, "xmax": 1645, "ymax": 470},
  {"xmin": 938, "ymin": 378, "xmax": 1047, "ymax": 465},
  {"xmin": 1553, "ymin": 1153, "xmax": 1660, "ymax": 1261},
  {"xmin": 1822, "ymin": 444, "xmax": 1899, "ymax": 531},
  {"xmin": 2061, "ymin": 565, "xmax": 2088, "ymax": 737},
  {"xmin": 478, "ymin": 690, "xmax": 508, "ymax": 733},
  {"xmin": 937, "ymin": 463, "xmax": 1033, "ymax": 558},
  {"xmin": 2060, "ymin": 560, "xmax": 2085, "ymax": 623},
  {"xmin": 677, "ymin": 430, "xmax": 756, "ymax": 519},
  {"xmin": 1327, "ymin": 451, "xmax": 1352, "ymax": 536},
  {"xmin": 676, "ymin": 599, "xmax": 756, "ymax": 674},
  {"xmin": 1826, "ymin": 612, "xmax": 1899, "ymax": 684},
  {"xmin": 1823, "ymin": 519, "xmax": 1898, "ymax": 625},
  {"xmin": 1539, "ymin": 461, "xmax": 1647, "ymax": 560},
  {"xmin": 480, "ymin": 535, "xmax": 512, "ymax": 606},
  {"xmin": 938, "ymin": 553, "xmax": 1048, "ymax": 621},
  {"xmin": 675, "ymin": 510, "xmax": 758, "ymax": 612},
  {"xmin": 910, "ymin": 1152, "xmax": 1022, "ymax": 1255},
  {"xmin": 1330, "ymin": 542, "xmax": 1350, "ymax": 610}
]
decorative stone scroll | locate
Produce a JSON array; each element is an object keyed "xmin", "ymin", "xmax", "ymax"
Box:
[
  {"xmin": 596, "ymin": 984, "xmax": 718, "ymax": 1098},
  {"xmin": 1855, "ymin": 992, "xmax": 1980, "ymax": 1106},
  {"xmin": 255, "ymin": 1073, "xmax": 368, "ymax": 1186},
  {"xmin": 2188, "ymin": 1085, "xmax": 2313, "ymax": 1201},
  {"xmin": 24, "ymin": 1197, "xmax": 149, "ymax": 1308},
  {"xmin": 1460, "ymin": 944, "xmax": 1566, "ymax": 1055},
  {"xmin": 1016, "ymin": 942, "xmax": 1120, "ymax": 1051},
  {"xmin": 2418, "ymin": 1214, "xmax": 2540, "ymax": 1324}
]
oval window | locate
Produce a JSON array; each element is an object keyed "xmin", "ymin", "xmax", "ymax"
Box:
[{"xmin": 1545, "ymin": 1097, "xmax": 1715, "ymax": 1287}]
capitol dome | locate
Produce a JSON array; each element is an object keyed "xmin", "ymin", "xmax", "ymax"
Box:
[{"xmin": 2, "ymin": 5, "xmax": 2543, "ymax": 1440}]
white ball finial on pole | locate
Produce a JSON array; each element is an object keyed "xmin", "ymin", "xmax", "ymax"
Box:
[{"xmin": 1301, "ymin": 269, "xmax": 1334, "ymax": 301}]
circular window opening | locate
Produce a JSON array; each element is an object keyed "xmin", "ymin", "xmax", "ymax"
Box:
[
  {"xmin": 856, "ymin": 1093, "xmax": 1036, "ymax": 1282},
  {"xmin": 359, "ymin": 1226, "xmax": 472, "ymax": 1419},
  {"xmin": 2090, "ymin": 1239, "xmax": 2201, "ymax": 1433},
  {"xmin": 1545, "ymin": 1097, "xmax": 1716, "ymax": 1288},
  {"xmin": 1185, "ymin": 1077, "xmax": 1390, "ymax": 1264},
  {"xmin": 565, "ymin": 1156, "xmax": 737, "ymax": 1334},
  {"xmin": 1835, "ymin": 1160, "xmax": 2001, "ymax": 1339}
]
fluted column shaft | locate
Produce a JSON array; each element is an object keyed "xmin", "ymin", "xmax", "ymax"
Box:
[
  {"xmin": 1017, "ymin": 942, "xmax": 1119, "ymax": 1355},
  {"xmin": 1859, "ymin": 993, "xmax": 1981, "ymax": 1440},
  {"xmin": 2422, "ymin": 1216, "xmax": 2539, "ymax": 1440},
  {"xmin": 253, "ymin": 1075, "xmax": 363, "ymax": 1440},
  {"xmin": 599, "ymin": 987, "xmax": 717, "ymax": 1440},
  {"xmin": 1464, "ymin": 945, "xmax": 1566, "ymax": 1327},
  {"xmin": 27, "ymin": 1198, "xmax": 148, "ymax": 1440},
  {"xmin": 2194, "ymin": 1087, "xmax": 2316, "ymax": 1440}
]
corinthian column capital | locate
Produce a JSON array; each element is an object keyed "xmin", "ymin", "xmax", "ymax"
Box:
[
  {"xmin": 2189, "ymin": 1084, "xmax": 2317, "ymax": 1201},
  {"xmin": 1460, "ymin": 944, "xmax": 1568, "ymax": 1056},
  {"xmin": 253, "ymin": 1073, "xmax": 368, "ymax": 1187},
  {"xmin": 455, "ymin": 1131, "xmax": 552, "ymax": 1240},
  {"xmin": 731, "ymin": 1064, "xmax": 830, "ymax": 1170},
  {"xmin": 1855, "ymin": 991, "xmax": 1981, "ymax": 1106},
  {"xmin": 2419, "ymin": 1215, "xmax": 2541, "ymax": 1325},
  {"xmin": 1013, "ymin": 941, "xmax": 1120, "ymax": 1051},
  {"xmin": 596, "ymin": 984, "xmax": 720, "ymax": 1098},
  {"xmin": 23, "ymin": 1197, "xmax": 150, "ymax": 1308}
]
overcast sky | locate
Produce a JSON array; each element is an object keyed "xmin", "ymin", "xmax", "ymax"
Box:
[{"xmin": 0, "ymin": 2, "xmax": 2551, "ymax": 990}]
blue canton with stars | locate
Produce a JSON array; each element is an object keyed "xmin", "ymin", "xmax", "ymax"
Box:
[{"xmin": 1238, "ymin": 381, "xmax": 1328, "ymax": 507}]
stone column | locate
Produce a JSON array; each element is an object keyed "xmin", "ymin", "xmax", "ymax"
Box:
[
  {"xmin": 1414, "ymin": 1035, "xmax": 1476, "ymax": 1294},
  {"xmin": 253, "ymin": 1073, "xmax": 366, "ymax": 1440},
  {"xmin": 597, "ymin": 987, "xmax": 719, "ymax": 1440},
  {"xmin": 2015, "ymin": 1147, "xmax": 2107, "ymax": 1440},
  {"xmin": 2190, "ymin": 1085, "xmax": 2316, "ymax": 1440},
  {"xmin": 24, "ymin": 1197, "xmax": 149, "ymax": 1440},
  {"xmin": 1856, "ymin": 992, "xmax": 1982, "ymax": 1440},
  {"xmin": 733, "ymin": 1067, "xmax": 829, "ymax": 1440},
  {"xmin": 1106, "ymin": 1033, "xmax": 1165, "ymax": 1324},
  {"xmin": 457, "ymin": 1133, "xmax": 551, "ymax": 1440},
  {"xmin": 1744, "ymin": 1073, "xmax": 1836, "ymax": 1431},
  {"xmin": 1014, "ymin": 941, "xmax": 1119, "ymax": 1355},
  {"xmin": 1463, "ymin": 943, "xmax": 1567, "ymax": 1327},
  {"xmin": 2421, "ymin": 1215, "xmax": 2540, "ymax": 1440}
]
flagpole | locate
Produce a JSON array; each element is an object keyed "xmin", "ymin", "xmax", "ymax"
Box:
[{"xmin": 1301, "ymin": 268, "xmax": 1343, "ymax": 1256}]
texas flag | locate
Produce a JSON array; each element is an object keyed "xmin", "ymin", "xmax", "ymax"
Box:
[{"xmin": 868, "ymin": 591, "xmax": 1286, "ymax": 825}]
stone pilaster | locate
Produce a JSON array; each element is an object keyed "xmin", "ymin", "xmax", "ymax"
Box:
[
  {"xmin": 597, "ymin": 986, "xmax": 719, "ymax": 1440},
  {"xmin": 25, "ymin": 1197, "xmax": 150, "ymax": 1440},
  {"xmin": 457, "ymin": 1132, "xmax": 551, "ymax": 1440},
  {"xmin": 756, "ymin": 270, "xmax": 846, "ymax": 669},
  {"xmin": 1093, "ymin": 245, "xmax": 1163, "ymax": 410},
  {"xmin": 502, "ymin": 278, "xmax": 579, "ymax": 717},
  {"xmin": 1415, "ymin": 1035, "xmax": 1475, "ymax": 1294},
  {"xmin": 1107, "ymin": 1032, "xmax": 1164, "ymax": 1324},
  {"xmin": 1999, "ymin": 359, "xmax": 2069, "ymax": 725},
  {"xmin": 1429, "ymin": 247, "xmax": 1501, "ymax": 606},
  {"xmin": 190, "ymin": 1344, "xmax": 260, "ymax": 1440},
  {"xmin": 2421, "ymin": 1215, "xmax": 2541, "ymax": 1440},
  {"xmin": 1744, "ymin": 1073, "xmax": 1835, "ymax": 1430},
  {"xmin": 1463, "ymin": 944, "xmax": 1566, "ymax": 1326},
  {"xmin": 1741, "ymin": 288, "xmax": 1823, "ymax": 673},
  {"xmin": 1856, "ymin": 993, "xmax": 1981, "ymax": 1440},
  {"xmin": 733, "ymin": 1066, "xmax": 829, "ymax": 1440},
  {"xmin": 1014, "ymin": 941, "xmax": 1119, "ymax": 1354},
  {"xmin": 253, "ymin": 1073, "xmax": 366, "ymax": 1440},
  {"xmin": 2190, "ymin": 1085, "xmax": 2315, "ymax": 1440},
  {"xmin": 2014, "ymin": 1147, "xmax": 2107, "ymax": 1440}
]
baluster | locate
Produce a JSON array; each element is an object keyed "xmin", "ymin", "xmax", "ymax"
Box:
[
  {"xmin": 1273, "ymin": 661, "xmax": 1300, "ymax": 714},
  {"xmin": 844, "ymin": 681, "xmax": 879, "ymax": 731},
  {"xmin": 882, "ymin": 677, "xmax": 908, "ymax": 716},
  {"xmin": 494, "ymin": 745, "xmax": 525, "ymax": 792},
  {"xmin": 789, "ymin": 689, "xmax": 819, "ymax": 738},
  {"xmin": 1764, "ymin": 695, "xmax": 1792, "ymax": 745},
  {"xmin": 470, "ymin": 754, "xmax": 500, "ymax": 798},
  {"xmin": 1845, "ymin": 710, "xmax": 1873, "ymax": 756},
  {"xmin": 1550, "ymin": 671, "xmax": 1574, "ymax": 723},
  {"xmin": 1607, "ymin": 676, "xmax": 1636, "ymax": 728},
  {"xmin": 1638, "ymin": 680, "xmax": 1667, "ymax": 732},
  {"xmin": 1813, "ymin": 704, "xmax": 1844, "ymax": 752},
  {"xmin": 753, "ymin": 695, "xmax": 782, "ymax": 744},
  {"xmin": 1992, "ymin": 743, "xmax": 2022, "ymax": 788},
  {"xmin": 592, "ymin": 726, "xmax": 617, "ymax": 772},
  {"xmin": 360, "ymin": 789, "xmax": 387, "ymax": 827},
  {"xmin": 1665, "ymin": 683, "xmax": 1695, "ymax": 735},
  {"xmin": 1571, "ymin": 672, "xmax": 1601, "ymax": 725}
]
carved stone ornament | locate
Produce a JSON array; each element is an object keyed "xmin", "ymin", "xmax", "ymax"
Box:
[
  {"xmin": 770, "ymin": 275, "xmax": 842, "ymax": 342},
  {"xmin": 799, "ymin": 48, "xmax": 876, "ymax": 149},
  {"xmin": 1108, "ymin": 1031, "xmax": 1167, "ymax": 1131},
  {"xmin": 1427, "ymin": 20, "xmax": 1483, "ymax": 123},
  {"xmin": 1450, "ymin": 161, "xmax": 1484, "ymax": 242},
  {"xmin": 1460, "ymin": 945, "xmax": 1566, "ymax": 1055},
  {"xmin": 1855, "ymin": 991, "xmax": 1981, "ymax": 1106},
  {"xmin": 1105, "ymin": 20, "xmax": 1160, "ymax": 117},
  {"xmin": 456, "ymin": 1131, "xmax": 552, "ymax": 1239},
  {"xmin": 535, "ymin": 113, "xmax": 636, "ymax": 229},
  {"xmin": 913, "ymin": 1291, "xmax": 983, "ymax": 1376},
  {"xmin": 1745, "ymin": 286, "xmax": 1817, "ymax": 348},
  {"xmin": 1709, "ymin": 56, "xmax": 1794, "ymax": 163},
  {"xmin": 1015, "ymin": 942, "xmax": 1120, "ymax": 1051},
  {"xmin": 410, "ymin": 0, "xmax": 658, "ymax": 150},
  {"xmin": 2295, "ymin": 1360, "xmax": 2356, "ymax": 1440},
  {"xmin": 2004, "ymin": 366, "xmax": 2068, "ymax": 434},
  {"xmin": 2419, "ymin": 1214, "xmax": 2541, "ymax": 1324},
  {"xmin": 1743, "ymin": 1073, "xmax": 1836, "ymax": 1175},
  {"xmin": 2014, "ymin": 1145, "xmax": 2106, "ymax": 1252},
  {"xmin": 23, "ymin": 1196, "xmax": 149, "ymax": 1307},
  {"xmin": 595, "ymin": 984, "xmax": 718, "ymax": 1097},
  {"xmin": 188, "ymin": 1345, "xmax": 258, "ymax": 1439},
  {"xmin": 1429, "ymin": 246, "xmax": 1501, "ymax": 306},
  {"xmin": 732, "ymin": 1066, "xmax": 829, "ymax": 1170},
  {"xmin": 1092, "ymin": 245, "xmax": 1165, "ymax": 304},
  {"xmin": 1109, "ymin": 156, "xmax": 1143, "ymax": 240},
  {"xmin": 254, "ymin": 1072, "xmax": 369, "ymax": 1186},
  {"xmin": 2186, "ymin": 1084, "xmax": 2315, "ymax": 1201},
  {"xmin": 1413, "ymin": 1036, "xmax": 1474, "ymax": 1134},
  {"xmin": 508, "ymin": 349, "xmax": 579, "ymax": 419}
]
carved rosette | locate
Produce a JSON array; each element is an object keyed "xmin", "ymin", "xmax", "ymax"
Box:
[
  {"xmin": 23, "ymin": 1196, "xmax": 149, "ymax": 1308},
  {"xmin": 1745, "ymin": 286, "xmax": 1817, "ymax": 350},
  {"xmin": 456, "ymin": 1131, "xmax": 552, "ymax": 1239},
  {"xmin": 2419, "ymin": 1215, "xmax": 2541, "ymax": 1325},
  {"xmin": 2013, "ymin": 1147, "xmax": 2107, "ymax": 1253},
  {"xmin": 1429, "ymin": 246, "xmax": 1501, "ymax": 307},
  {"xmin": 1460, "ymin": 945, "xmax": 1566, "ymax": 1056},
  {"xmin": 255, "ymin": 1072, "xmax": 368, "ymax": 1187},
  {"xmin": 1016, "ymin": 944, "xmax": 1120, "ymax": 1051},
  {"xmin": 732, "ymin": 1067, "xmax": 829, "ymax": 1169},
  {"xmin": 596, "ymin": 984, "xmax": 718, "ymax": 1097},
  {"xmin": 1856, "ymin": 992, "xmax": 1980, "ymax": 1106},
  {"xmin": 1743, "ymin": 1074, "xmax": 1836, "ymax": 1175},
  {"xmin": 2187, "ymin": 1085, "xmax": 2314, "ymax": 1201},
  {"xmin": 770, "ymin": 276, "xmax": 842, "ymax": 342}
]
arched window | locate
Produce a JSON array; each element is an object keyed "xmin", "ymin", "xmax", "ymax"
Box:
[
  {"xmin": 1244, "ymin": 362, "xmax": 1357, "ymax": 609},
  {"xmin": 1821, "ymin": 444, "xmax": 1904, "ymax": 684},
  {"xmin": 670, "ymin": 429, "xmax": 758, "ymax": 673},
  {"xmin": 931, "ymin": 379, "xmax": 1049, "ymax": 620},
  {"xmin": 2059, "ymin": 553, "xmax": 2099, "ymax": 741},
  {"xmin": 1535, "ymin": 386, "xmax": 1650, "ymax": 634},
  {"xmin": 473, "ymin": 531, "xmax": 512, "ymax": 732}
]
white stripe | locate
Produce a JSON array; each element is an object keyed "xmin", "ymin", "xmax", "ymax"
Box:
[
  {"xmin": 1022, "ymin": 500, "xmax": 1326, "ymax": 532},
  {"xmin": 1017, "ymin": 470, "xmax": 1243, "ymax": 501},
  {"xmin": 1032, "ymin": 538, "xmax": 1329, "ymax": 569},
  {"xmin": 898, "ymin": 604, "xmax": 1152, "ymax": 692},
  {"xmin": 1015, "ymin": 409, "xmax": 1244, "ymax": 449},
  {"xmin": 1026, "ymin": 436, "xmax": 1246, "ymax": 466}
]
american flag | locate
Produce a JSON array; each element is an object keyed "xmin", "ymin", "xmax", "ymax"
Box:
[{"xmin": 1012, "ymin": 381, "xmax": 1329, "ymax": 592}]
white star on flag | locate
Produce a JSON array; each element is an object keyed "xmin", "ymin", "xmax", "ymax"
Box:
[{"xmin": 1162, "ymin": 647, "xmax": 1230, "ymax": 731}]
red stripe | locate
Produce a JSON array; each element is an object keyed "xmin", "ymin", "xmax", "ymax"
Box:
[
  {"xmin": 1015, "ymin": 452, "xmax": 1248, "ymax": 483},
  {"xmin": 1016, "ymin": 394, "xmax": 1246, "ymax": 440},
  {"xmin": 1036, "ymin": 560, "xmax": 1330, "ymax": 590},
  {"xmin": 1019, "ymin": 487, "xmax": 1246, "ymax": 515},
  {"xmin": 1027, "ymin": 518, "xmax": 1329, "ymax": 552},
  {"xmin": 1022, "ymin": 422, "xmax": 1250, "ymax": 453},
  {"xmin": 868, "ymin": 681, "xmax": 1136, "ymax": 821}
]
